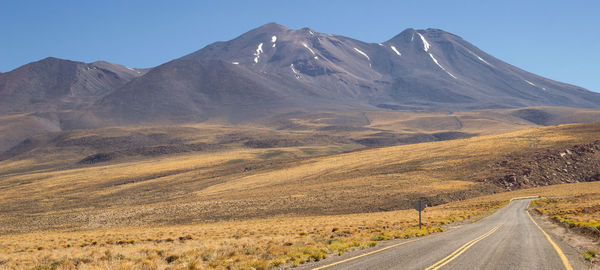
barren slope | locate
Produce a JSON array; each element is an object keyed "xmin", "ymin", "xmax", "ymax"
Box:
[{"xmin": 1, "ymin": 122, "xmax": 599, "ymax": 233}]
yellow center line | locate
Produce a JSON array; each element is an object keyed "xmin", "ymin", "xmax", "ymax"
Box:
[
  {"xmin": 424, "ymin": 224, "xmax": 502, "ymax": 270},
  {"xmin": 526, "ymin": 210, "xmax": 573, "ymax": 270},
  {"xmin": 312, "ymin": 237, "xmax": 423, "ymax": 270}
]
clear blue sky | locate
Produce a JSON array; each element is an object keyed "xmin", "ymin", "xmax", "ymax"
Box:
[{"xmin": 1, "ymin": 0, "xmax": 598, "ymax": 92}]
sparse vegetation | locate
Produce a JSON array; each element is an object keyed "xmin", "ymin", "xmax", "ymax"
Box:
[
  {"xmin": 1, "ymin": 181, "xmax": 598, "ymax": 269},
  {"xmin": 584, "ymin": 249, "xmax": 597, "ymax": 261},
  {"xmin": 1, "ymin": 122, "xmax": 600, "ymax": 268},
  {"xmin": 530, "ymin": 189, "xmax": 600, "ymax": 265},
  {"xmin": 0, "ymin": 196, "xmax": 499, "ymax": 268},
  {"xmin": 531, "ymin": 193, "xmax": 600, "ymax": 240},
  {"xmin": 2, "ymin": 123, "xmax": 599, "ymax": 235}
]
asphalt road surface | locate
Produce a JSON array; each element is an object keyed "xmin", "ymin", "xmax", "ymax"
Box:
[{"xmin": 302, "ymin": 199, "xmax": 587, "ymax": 270}]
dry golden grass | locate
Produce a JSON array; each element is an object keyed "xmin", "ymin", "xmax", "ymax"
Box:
[
  {"xmin": 531, "ymin": 194, "xmax": 600, "ymax": 232},
  {"xmin": 1, "ymin": 182, "xmax": 598, "ymax": 269},
  {"xmin": 0, "ymin": 195, "xmax": 500, "ymax": 269},
  {"xmin": 1, "ymin": 123, "xmax": 599, "ymax": 234},
  {"xmin": 1, "ymin": 117, "xmax": 599, "ymax": 268}
]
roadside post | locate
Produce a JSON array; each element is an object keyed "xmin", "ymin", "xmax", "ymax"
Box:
[{"xmin": 414, "ymin": 199, "xmax": 427, "ymax": 229}]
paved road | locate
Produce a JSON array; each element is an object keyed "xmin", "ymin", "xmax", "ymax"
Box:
[{"xmin": 302, "ymin": 199, "xmax": 587, "ymax": 270}]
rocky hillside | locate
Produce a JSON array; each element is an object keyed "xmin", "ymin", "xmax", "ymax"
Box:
[{"xmin": 477, "ymin": 141, "xmax": 600, "ymax": 190}]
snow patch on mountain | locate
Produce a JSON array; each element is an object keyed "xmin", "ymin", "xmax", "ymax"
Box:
[
  {"xmin": 290, "ymin": 64, "xmax": 301, "ymax": 79},
  {"xmin": 429, "ymin": 53, "xmax": 457, "ymax": 79},
  {"xmin": 303, "ymin": 43, "xmax": 316, "ymax": 55},
  {"xmin": 354, "ymin": 48, "xmax": 371, "ymax": 67},
  {"xmin": 124, "ymin": 66, "xmax": 142, "ymax": 74},
  {"xmin": 418, "ymin": 33, "xmax": 430, "ymax": 52},
  {"xmin": 466, "ymin": 49, "xmax": 492, "ymax": 66},
  {"xmin": 391, "ymin": 46, "xmax": 401, "ymax": 56},
  {"xmin": 232, "ymin": 62, "xmax": 239, "ymax": 65},
  {"xmin": 253, "ymin": 43, "xmax": 264, "ymax": 63},
  {"xmin": 475, "ymin": 55, "xmax": 491, "ymax": 66},
  {"xmin": 271, "ymin": 36, "xmax": 277, "ymax": 43},
  {"xmin": 353, "ymin": 48, "xmax": 370, "ymax": 60},
  {"xmin": 524, "ymin": 79, "xmax": 547, "ymax": 91}
]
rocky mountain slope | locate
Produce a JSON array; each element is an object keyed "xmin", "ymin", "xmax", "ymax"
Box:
[
  {"xmin": 0, "ymin": 57, "xmax": 145, "ymax": 114},
  {"xmin": 476, "ymin": 140, "xmax": 600, "ymax": 190},
  {"xmin": 1, "ymin": 23, "xmax": 599, "ymax": 151},
  {"xmin": 178, "ymin": 23, "xmax": 600, "ymax": 111},
  {"xmin": 2, "ymin": 23, "xmax": 599, "ymax": 124}
]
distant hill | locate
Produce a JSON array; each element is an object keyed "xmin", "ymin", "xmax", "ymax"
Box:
[
  {"xmin": 0, "ymin": 57, "xmax": 145, "ymax": 114},
  {"xmin": 0, "ymin": 23, "xmax": 599, "ymax": 151}
]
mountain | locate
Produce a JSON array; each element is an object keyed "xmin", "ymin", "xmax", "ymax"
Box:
[
  {"xmin": 0, "ymin": 57, "xmax": 148, "ymax": 151},
  {"xmin": 1, "ymin": 23, "xmax": 600, "ymax": 132},
  {"xmin": 94, "ymin": 59, "xmax": 316, "ymax": 124},
  {"xmin": 0, "ymin": 57, "xmax": 145, "ymax": 115},
  {"xmin": 177, "ymin": 23, "xmax": 600, "ymax": 111}
]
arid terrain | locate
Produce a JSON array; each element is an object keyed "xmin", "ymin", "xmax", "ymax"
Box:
[
  {"xmin": 3, "ymin": 5, "xmax": 600, "ymax": 269},
  {"xmin": 2, "ymin": 113, "xmax": 599, "ymax": 233},
  {"xmin": 1, "ymin": 120, "xmax": 599, "ymax": 269},
  {"xmin": 1, "ymin": 181, "xmax": 598, "ymax": 269}
]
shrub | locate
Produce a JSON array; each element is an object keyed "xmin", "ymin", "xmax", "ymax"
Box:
[
  {"xmin": 115, "ymin": 261, "xmax": 134, "ymax": 270},
  {"xmin": 584, "ymin": 249, "xmax": 597, "ymax": 261},
  {"xmin": 302, "ymin": 246, "xmax": 328, "ymax": 262},
  {"xmin": 179, "ymin": 235, "xmax": 193, "ymax": 241},
  {"xmin": 136, "ymin": 259, "xmax": 157, "ymax": 270},
  {"xmin": 370, "ymin": 232, "xmax": 392, "ymax": 241},
  {"xmin": 286, "ymin": 251, "xmax": 309, "ymax": 265},
  {"xmin": 270, "ymin": 257, "xmax": 286, "ymax": 267},
  {"xmin": 246, "ymin": 259, "xmax": 270, "ymax": 270},
  {"xmin": 165, "ymin": 254, "xmax": 179, "ymax": 263},
  {"xmin": 187, "ymin": 259, "xmax": 202, "ymax": 270},
  {"xmin": 327, "ymin": 240, "xmax": 352, "ymax": 254}
]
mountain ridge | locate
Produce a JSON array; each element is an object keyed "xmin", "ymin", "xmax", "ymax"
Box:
[
  {"xmin": 176, "ymin": 23, "xmax": 600, "ymax": 111},
  {"xmin": 0, "ymin": 57, "xmax": 146, "ymax": 114},
  {"xmin": 0, "ymin": 23, "xmax": 599, "ymax": 145}
]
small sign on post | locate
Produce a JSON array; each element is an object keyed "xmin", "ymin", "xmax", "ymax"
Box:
[{"xmin": 414, "ymin": 199, "xmax": 427, "ymax": 229}]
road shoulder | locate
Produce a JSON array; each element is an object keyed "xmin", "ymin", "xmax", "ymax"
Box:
[{"xmin": 529, "ymin": 208, "xmax": 599, "ymax": 269}]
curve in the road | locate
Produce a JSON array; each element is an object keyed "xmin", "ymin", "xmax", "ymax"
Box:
[{"xmin": 306, "ymin": 199, "xmax": 581, "ymax": 270}]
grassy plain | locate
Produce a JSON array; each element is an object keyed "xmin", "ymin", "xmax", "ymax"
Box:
[
  {"xmin": 1, "ymin": 122, "xmax": 600, "ymax": 234},
  {"xmin": 1, "ymin": 116, "xmax": 600, "ymax": 269},
  {"xmin": 1, "ymin": 182, "xmax": 599, "ymax": 269}
]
